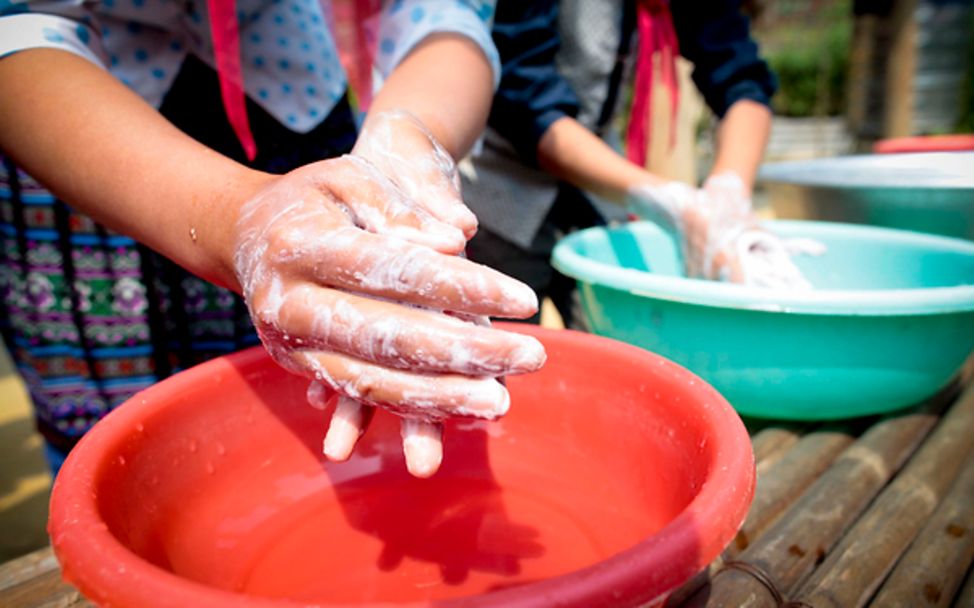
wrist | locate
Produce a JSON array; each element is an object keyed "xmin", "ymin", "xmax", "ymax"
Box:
[
  {"xmin": 625, "ymin": 171, "xmax": 669, "ymax": 194},
  {"xmin": 193, "ymin": 165, "xmax": 275, "ymax": 294},
  {"xmin": 703, "ymin": 170, "xmax": 751, "ymax": 200},
  {"xmin": 625, "ymin": 180, "xmax": 695, "ymax": 231}
]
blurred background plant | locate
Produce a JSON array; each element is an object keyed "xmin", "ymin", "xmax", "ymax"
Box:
[
  {"xmin": 955, "ymin": 6, "xmax": 974, "ymax": 132},
  {"xmin": 751, "ymin": 0, "xmax": 853, "ymax": 118},
  {"xmin": 743, "ymin": 0, "xmax": 973, "ymax": 153}
]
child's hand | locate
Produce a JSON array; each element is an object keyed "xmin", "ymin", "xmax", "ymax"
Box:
[
  {"xmin": 233, "ymin": 154, "xmax": 546, "ymax": 476},
  {"xmin": 349, "ymin": 109, "xmax": 494, "ymax": 476},
  {"xmin": 627, "ymin": 171, "xmax": 820, "ymax": 288},
  {"xmin": 352, "ymin": 109, "xmax": 479, "ymax": 239}
]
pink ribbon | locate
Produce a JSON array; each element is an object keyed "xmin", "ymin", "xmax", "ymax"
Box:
[
  {"xmin": 626, "ymin": 0, "xmax": 680, "ymax": 168},
  {"xmin": 206, "ymin": 0, "xmax": 381, "ymax": 161},
  {"xmin": 327, "ymin": 0, "xmax": 381, "ymax": 113},
  {"xmin": 208, "ymin": 0, "xmax": 257, "ymax": 160}
]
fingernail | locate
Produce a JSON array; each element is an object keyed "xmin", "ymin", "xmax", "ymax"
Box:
[
  {"xmin": 451, "ymin": 206, "xmax": 479, "ymax": 237},
  {"xmin": 322, "ymin": 397, "xmax": 364, "ymax": 461},
  {"xmin": 389, "ymin": 223, "xmax": 466, "ymax": 254},
  {"xmin": 499, "ymin": 279, "xmax": 539, "ymax": 319},
  {"xmin": 509, "ymin": 335, "xmax": 547, "ymax": 373},
  {"xmin": 401, "ymin": 419, "xmax": 443, "ymax": 478},
  {"xmin": 429, "ymin": 224, "xmax": 467, "ymax": 254},
  {"xmin": 306, "ymin": 381, "xmax": 332, "ymax": 410},
  {"xmin": 323, "ymin": 424, "xmax": 356, "ymax": 461},
  {"xmin": 466, "ymin": 379, "xmax": 510, "ymax": 418}
]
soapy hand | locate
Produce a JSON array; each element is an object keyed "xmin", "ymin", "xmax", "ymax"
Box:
[
  {"xmin": 626, "ymin": 171, "xmax": 822, "ymax": 288},
  {"xmin": 233, "ymin": 132, "xmax": 546, "ymax": 477},
  {"xmin": 345, "ymin": 110, "xmax": 509, "ymax": 476},
  {"xmin": 352, "ymin": 109, "xmax": 477, "ymax": 239}
]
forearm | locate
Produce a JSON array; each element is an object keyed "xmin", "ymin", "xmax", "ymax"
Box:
[
  {"xmin": 536, "ymin": 116, "xmax": 667, "ymax": 204},
  {"xmin": 367, "ymin": 33, "xmax": 494, "ymax": 160},
  {"xmin": 709, "ymin": 99, "xmax": 772, "ymax": 190},
  {"xmin": 0, "ymin": 49, "xmax": 270, "ymax": 292}
]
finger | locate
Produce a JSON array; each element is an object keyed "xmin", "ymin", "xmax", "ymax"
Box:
[
  {"xmin": 353, "ymin": 110, "xmax": 478, "ymax": 236},
  {"xmin": 401, "ymin": 418, "xmax": 443, "ymax": 478},
  {"xmin": 304, "ymin": 228, "xmax": 538, "ymax": 318},
  {"xmin": 271, "ymin": 283, "xmax": 546, "ymax": 375},
  {"xmin": 306, "ymin": 380, "xmax": 333, "ymax": 410},
  {"xmin": 445, "ymin": 311, "xmax": 492, "ymax": 327},
  {"xmin": 733, "ymin": 230, "xmax": 813, "ymax": 289},
  {"xmin": 300, "ymin": 157, "xmax": 466, "ymax": 254},
  {"xmin": 784, "ymin": 237, "xmax": 828, "ymax": 257},
  {"xmin": 285, "ymin": 350, "xmax": 511, "ymax": 420},
  {"xmin": 322, "ymin": 396, "xmax": 375, "ymax": 461}
]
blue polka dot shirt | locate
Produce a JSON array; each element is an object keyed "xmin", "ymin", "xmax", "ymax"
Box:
[{"xmin": 0, "ymin": 0, "xmax": 500, "ymax": 132}]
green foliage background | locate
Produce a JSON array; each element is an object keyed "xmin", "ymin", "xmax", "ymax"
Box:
[{"xmin": 752, "ymin": 1, "xmax": 852, "ymax": 117}]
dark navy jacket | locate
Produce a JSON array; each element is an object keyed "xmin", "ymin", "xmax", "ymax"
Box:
[{"xmin": 488, "ymin": 0, "xmax": 778, "ymax": 165}]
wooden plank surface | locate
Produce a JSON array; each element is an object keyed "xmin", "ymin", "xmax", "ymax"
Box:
[
  {"xmin": 669, "ymin": 376, "xmax": 974, "ymax": 608},
  {"xmin": 679, "ymin": 398, "xmax": 946, "ymax": 607},
  {"xmin": 0, "ymin": 547, "xmax": 91, "ymax": 607},
  {"xmin": 793, "ymin": 384, "xmax": 974, "ymax": 607},
  {"xmin": 870, "ymin": 452, "xmax": 974, "ymax": 607}
]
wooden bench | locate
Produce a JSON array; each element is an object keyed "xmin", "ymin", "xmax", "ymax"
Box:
[{"xmin": 668, "ymin": 365, "xmax": 974, "ymax": 607}]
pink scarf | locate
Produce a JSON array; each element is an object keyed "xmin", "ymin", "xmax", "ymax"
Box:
[
  {"xmin": 206, "ymin": 0, "xmax": 380, "ymax": 160},
  {"xmin": 625, "ymin": 0, "xmax": 680, "ymax": 168}
]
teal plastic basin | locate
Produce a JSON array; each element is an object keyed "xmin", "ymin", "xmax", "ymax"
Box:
[{"xmin": 552, "ymin": 220, "xmax": 974, "ymax": 420}]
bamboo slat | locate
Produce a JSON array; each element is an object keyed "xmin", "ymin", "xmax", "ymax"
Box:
[
  {"xmin": 732, "ymin": 425, "xmax": 855, "ymax": 555},
  {"xmin": 868, "ymin": 446, "xmax": 974, "ymax": 606},
  {"xmin": 664, "ymin": 425, "xmax": 851, "ymax": 607},
  {"xmin": 791, "ymin": 384, "xmax": 974, "ymax": 607},
  {"xmin": 0, "ymin": 547, "xmax": 59, "ymax": 592},
  {"xmin": 0, "ymin": 569, "xmax": 90, "ymax": 608},
  {"xmin": 680, "ymin": 398, "xmax": 945, "ymax": 608},
  {"xmin": 749, "ymin": 425, "xmax": 805, "ymax": 476},
  {"xmin": 0, "ymin": 547, "xmax": 90, "ymax": 608},
  {"xmin": 954, "ymin": 566, "xmax": 974, "ymax": 607}
]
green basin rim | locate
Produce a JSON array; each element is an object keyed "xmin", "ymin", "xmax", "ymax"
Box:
[{"xmin": 551, "ymin": 220, "xmax": 974, "ymax": 317}]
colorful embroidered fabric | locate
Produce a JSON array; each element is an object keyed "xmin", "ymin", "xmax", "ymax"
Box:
[
  {"xmin": 0, "ymin": 57, "xmax": 358, "ymax": 463},
  {"xmin": 0, "ymin": 161, "xmax": 259, "ymax": 451}
]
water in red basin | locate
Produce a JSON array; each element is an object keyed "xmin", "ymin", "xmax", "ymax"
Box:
[{"xmin": 50, "ymin": 324, "xmax": 754, "ymax": 607}]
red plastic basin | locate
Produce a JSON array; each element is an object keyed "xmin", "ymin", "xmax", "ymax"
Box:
[
  {"xmin": 873, "ymin": 134, "xmax": 974, "ymax": 154},
  {"xmin": 49, "ymin": 324, "xmax": 754, "ymax": 607}
]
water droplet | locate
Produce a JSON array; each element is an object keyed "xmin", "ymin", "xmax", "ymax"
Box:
[
  {"xmin": 135, "ymin": 422, "xmax": 145, "ymax": 433},
  {"xmin": 206, "ymin": 462, "xmax": 215, "ymax": 475},
  {"xmin": 216, "ymin": 442, "xmax": 226, "ymax": 456},
  {"xmin": 117, "ymin": 455, "xmax": 126, "ymax": 466},
  {"xmin": 188, "ymin": 439, "xmax": 199, "ymax": 453}
]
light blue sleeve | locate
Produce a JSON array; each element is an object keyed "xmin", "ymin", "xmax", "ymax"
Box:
[
  {"xmin": 373, "ymin": 0, "xmax": 500, "ymax": 90},
  {"xmin": 0, "ymin": 1, "xmax": 108, "ymax": 67}
]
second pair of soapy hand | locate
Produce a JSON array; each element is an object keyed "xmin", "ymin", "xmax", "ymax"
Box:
[
  {"xmin": 627, "ymin": 171, "xmax": 823, "ymax": 288},
  {"xmin": 234, "ymin": 111, "xmax": 546, "ymax": 477}
]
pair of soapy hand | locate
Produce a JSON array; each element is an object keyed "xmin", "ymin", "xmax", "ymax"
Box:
[
  {"xmin": 232, "ymin": 111, "xmax": 818, "ymax": 479},
  {"xmin": 232, "ymin": 110, "xmax": 547, "ymax": 478},
  {"xmin": 627, "ymin": 172, "xmax": 824, "ymax": 288}
]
